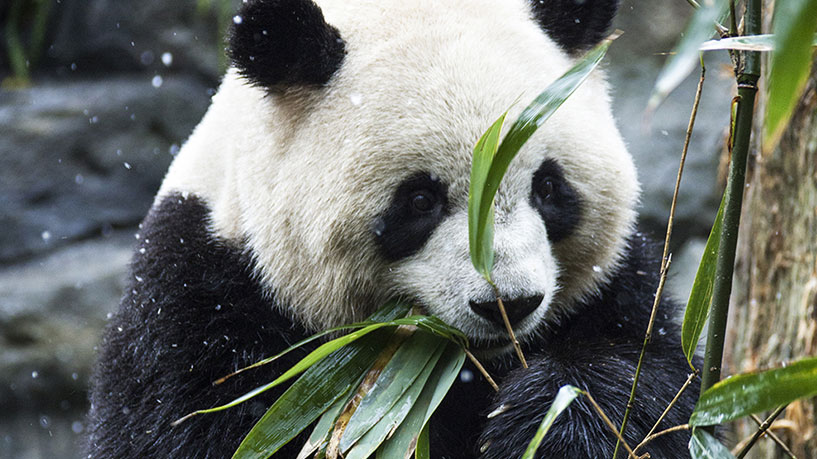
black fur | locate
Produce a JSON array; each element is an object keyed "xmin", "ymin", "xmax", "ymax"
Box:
[
  {"xmin": 86, "ymin": 192, "xmax": 696, "ymax": 458},
  {"xmin": 530, "ymin": 159, "xmax": 582, "ymax": 243},
  {"xmin": 228, "ymin": 0, "xmax": 345, "ymax": 91},
  {"xmin": 84, "ymin": 194, "xmax": 313, "ymax": 458},
  {"xmin": 529, "ymin": 0, "xmax": 620, "ymax": 53},
  {"xmin": 373, "ymin": 173, "xmax": 449, "ymax": 262}
]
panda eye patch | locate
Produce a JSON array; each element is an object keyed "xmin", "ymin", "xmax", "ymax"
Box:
[
  {"xmin": 373, "ymin": 173, "xmax": 448, "ymax": 262},
  {"xmin": 530, "ymin": 159, "xmax": 582, "ymax": 243}
]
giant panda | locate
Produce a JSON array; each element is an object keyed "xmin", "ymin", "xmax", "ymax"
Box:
[{"xmin": 85, "ymin": 0, "xmax": 698, "ymax": 457}]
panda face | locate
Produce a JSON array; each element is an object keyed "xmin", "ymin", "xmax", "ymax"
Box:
[
  {"xmin": 373, "ymin": 160, "xmax": 586, "ymax": 351},
  {"xmin": 158, "ymin": 0, "xmax": 638, "ymax": 354}
]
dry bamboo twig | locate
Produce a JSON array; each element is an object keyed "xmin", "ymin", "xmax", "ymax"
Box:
[
  {"xmin": 615, "ymin": 64, "xmax": 706, "ymax": 456},
  {"xmin": 734, "ymin": 405, "xmax": 788, "ymax": 458},
  {"xmin": 634, "ymin": 371, "xmax": 699, "ymax": 454},
  {"xmin": 583, "ymin": 391, "xmax": 639, "ymax": 459},
  {"xmin": 464, "ymin": 349, "xmax": 499, "ymax": 392},
  {"xmin": 748, "ymin": 413, "xmax": 798, "ymax": 458},
  {"xmin": 490, "ymin": 284, "xmax": 528, "ymax": 368},
  {"xmin": 639, "ymin": 424, "xmax": 690, "ymax": 447}
]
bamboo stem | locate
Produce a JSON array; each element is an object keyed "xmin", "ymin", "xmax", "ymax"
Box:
[{"xmin": 699, "ymin": 0, "xmax": 761, "ymax": 404}]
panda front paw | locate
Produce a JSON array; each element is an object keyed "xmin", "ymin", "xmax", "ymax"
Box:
[
  {"xmin": 478, "ymin": 355, "xmax": 629, "ymax": 459},
  {"xmin": 479, "ymin": 349, "xmax": 696, "ymax": 458}
]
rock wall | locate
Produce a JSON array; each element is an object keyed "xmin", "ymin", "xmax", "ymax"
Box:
[{"xmin": 0, "ymin": 1, "xmax": 729, "ymax": 457}]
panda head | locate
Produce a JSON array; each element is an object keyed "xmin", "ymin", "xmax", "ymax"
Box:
[{"xmin": 160, "ymin": 0, "xmax": 637, "ymax": 356}]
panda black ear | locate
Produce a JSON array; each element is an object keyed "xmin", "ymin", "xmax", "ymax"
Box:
[
  {"xmin": 228, "ymin": 0, "xmax": 345, "ymax": 91},
  {"xmin": 530, "ymin": 0, "xmax": 619, "ymax": 54}
]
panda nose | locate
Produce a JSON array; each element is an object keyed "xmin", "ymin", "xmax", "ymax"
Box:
[{"xmin": 469, "ymin": 294, "xmax": 544, "ymax": 327}]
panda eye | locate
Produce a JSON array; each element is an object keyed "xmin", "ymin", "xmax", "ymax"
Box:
[
  {"xmin": 537, "ymin": 177, "xmax": 556, "ymax": 202},
  {"xmin": 410, "ymin": 190, "xmax": 437, "ymax": 213}
]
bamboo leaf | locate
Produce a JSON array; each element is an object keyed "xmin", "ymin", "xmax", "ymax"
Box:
[
  {"xmin": 185, "ymin": 315, "xmax": 463, "ymax": 423},
  {"xmin": 376, "ymin": 342, "xmax": 466, "ymax": 459},
  {"xmin": 296, "ymin": 375, "xmax": 364, "ymax": 459},
  {"xmin": 681, "ymin": 192, "xmax": 726, "ymax": 367},
  {"xmin": 649, "ymin": 0, "xmax": 728, "ymax": 111},
  {"xmin": 688, "ymin": 428, "xmax": 736, "ymax": 459},
  {"xmin": 468, "ymin": 112, "xmax": 506, "ymax": 280},
  {"xmin": 215, "ymin": 301, "xmax": 412, "ymax": 385},
  {"xmin": 689, "ymin": 356, "xmax": 817, "ymax": 426},
  {"xmin": 343, "ymin": 337, "xmax": 446, "ymax": 458},
  {"xmin": 522, "ymin": 385, "xmax": 582, "ymax": 459},
  {"xmin": 700, "ymin": 34, "xmax": 776, "ymax": 51},
  {"xmin": 415, "ymin": 423, "xmax": 430, "ymax": 459},
  {"xmin": 232, "ymin": 332, "xmax": 388, "ymax": 459},
  {"xmin": 468, "ymin": 37, "xmax": 612, "ymax": 281},
  {"xmin": 325, "ymin": 329, "xmax": 413, "ymax": 458},
  {"xmin": 763, "ymin": 0, "xmax": 817, "ymax": 153},
  {"xmin": 698, "ymin": 33, "xmax": 817, "ymax": 51}
]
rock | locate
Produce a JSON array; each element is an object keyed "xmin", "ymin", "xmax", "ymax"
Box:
[
  {"xmin": 1, "ymin": 0, "xmax": 231, "ymax": 83},
  {"xmin": 667, "ymin": 238, "xmax": 708, "ymax": 305},
  {"xmin": 0, "ymin": 75, "xmax": 211, "ymax": 262},
  {"xmin": 0, "ymin": 232, "xmax": 132, "ymax": 459},
  {"xmin": 611, "ymin": 0, "xmax": 732, "ymax": 244}
]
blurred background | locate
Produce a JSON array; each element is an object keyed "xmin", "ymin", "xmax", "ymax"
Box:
[{"xmin": 0, "ymin": 1, "xmax": 732, "ymax": 457}]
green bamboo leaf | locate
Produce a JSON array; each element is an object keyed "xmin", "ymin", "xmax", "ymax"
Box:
[
  {"xmin": 183, "ymin": 315, "xmax": 462, "ymax": 424},
  {"xmin": 702, "ymin": 33, "xmax": 817, "ymax": 51},
  {"xmin": 690, "ymin": 356, "xmax": 817, "ymax": 426},
  {"xmin": 688, "ymin": 428, "xmax": 736, "ymax": 459},
  {"xmin": 681, "ymin": 191, "xmax": 726, "ymax": 367},
  {"xmin": 376, "ymin": 342, "xmax": 466, "ymax": 459},
  {"xmin": 341, "ymin": 333, "xmax": 446, "ymax": 454},
  {"xmin": 763, "ymin": 0, "xmax": 817, "ymax": 153},
  {"xmin": 649, "ymin": 0, "xmax": 728, "ymax": 111},
  {"xmin": 521, "ymin": 385, "xmax": 582, "ymax": 459},
  {"xmin": 468, "ymin": 112, "xmax": 506, "ymax": 280},
  {"xmin": 233, "ymin": 332, "xmax": 388, "ymax": 459},
  {"xmin": 415, "ymin": 423, "xmax": 430, "ymax": 459},
  {"xmin": 343, "ymin": 337, "xmax": 446, "ymax": 458},
  {"xmin": 700, "ymin": 34, "xmax": 776, "ymax": 51},
  {"xmin": 296, "ymin": 376, "xmax": 362, "ymax": 459},
  {"xmin": 217, "ymin": 301, "xmax": 412, "ymax": 384},
  {"xmin": 469, "ymin": 38, "xmax": 612, "ymax": 281}
]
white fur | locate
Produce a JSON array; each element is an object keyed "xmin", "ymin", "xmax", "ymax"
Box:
[{"xmin": 158, "ymin": 0, "xmax": 638, "ymax": 345}]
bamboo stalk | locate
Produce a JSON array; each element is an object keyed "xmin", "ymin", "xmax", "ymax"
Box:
[{"xmin": 699, "ymin": 0, "xmax": 761, "ymax": 402}]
